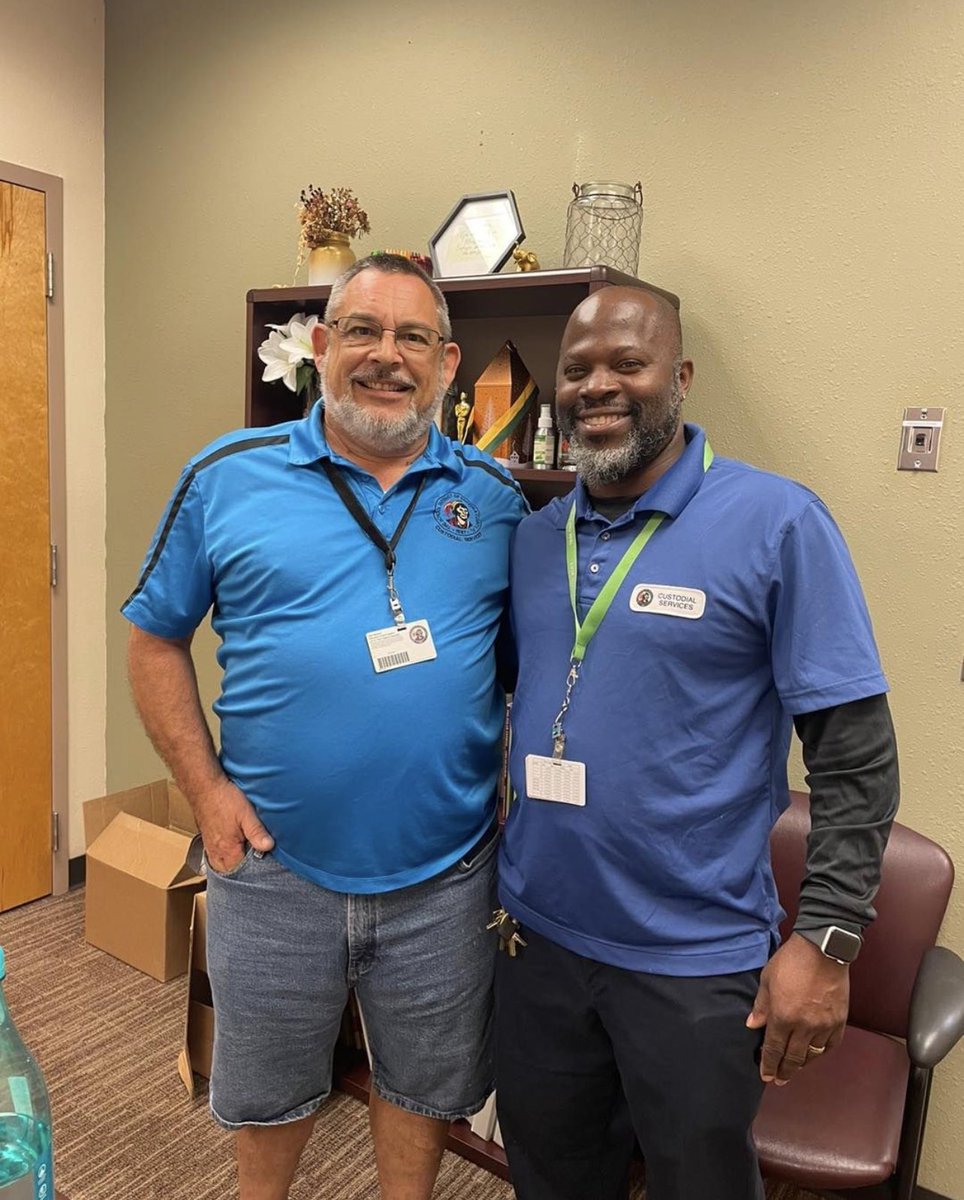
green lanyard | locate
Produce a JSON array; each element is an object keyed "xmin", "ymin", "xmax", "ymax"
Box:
[{"xmin": 551, "ymin": 439, "xmax": 714, "ymax": 758}]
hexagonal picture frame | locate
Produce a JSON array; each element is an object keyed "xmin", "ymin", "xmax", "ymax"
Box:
[{"xmin": 429, "ymin": 191, "xmax": 525, "ymax": 278}]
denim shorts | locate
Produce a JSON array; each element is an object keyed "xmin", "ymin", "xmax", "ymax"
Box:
[{"xmin": 204, "ymin": 822, "xmax": 499, "ymax": 1128}]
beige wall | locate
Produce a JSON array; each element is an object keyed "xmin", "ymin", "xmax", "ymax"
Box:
[
  {"xmin": 1, "ymin": 0, "xmax": 106, "ymax": 858},
  {"xmin": 104, "ymin": 1, "xmax": 964, "ymax": 1192}
]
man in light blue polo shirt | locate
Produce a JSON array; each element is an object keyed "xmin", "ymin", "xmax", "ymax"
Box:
[
  {"xmin": 495, "ymin": 286, "xmax": 899, "ymax": 1200},
  {"xmin": 124, "ymin": 255, "xmax": 527, "ymax": 1200}
]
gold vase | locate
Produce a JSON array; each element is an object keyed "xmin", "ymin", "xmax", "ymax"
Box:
[{"xmin": 307, "ymin": 233, "xmax": 355, "ymax": 286}]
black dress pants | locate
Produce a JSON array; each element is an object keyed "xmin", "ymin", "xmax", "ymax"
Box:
[{"xmin": 494, "ymin": 928, "xmax": 766, "ymax": 1200}]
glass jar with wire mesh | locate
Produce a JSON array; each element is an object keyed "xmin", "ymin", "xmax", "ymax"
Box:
[{"xmin": 563, "ymin": 181, "xmax": 643, "ymax": 275}]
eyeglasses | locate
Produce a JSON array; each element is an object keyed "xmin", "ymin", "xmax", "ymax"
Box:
[{"xmin": 327, "ymin": 317, "xmax": 446, "ymax": 354}]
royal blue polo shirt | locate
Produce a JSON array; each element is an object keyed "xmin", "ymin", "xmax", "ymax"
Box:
[
  {"xmin": 123, "ymin": 401, "xmax": 527, "ymax": 893},
  {"xmin": 499, "ymin": 424, "xmax": 887, "ymax": 975}
]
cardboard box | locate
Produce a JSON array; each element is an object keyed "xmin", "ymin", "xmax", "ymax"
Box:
[
  {"xmin": 178, "ymin": 891, "xmax": 213, "ymax": 1097},
  {"xmin": 83, "ymin": 779, "xmax": 205, "ymax": 982}
]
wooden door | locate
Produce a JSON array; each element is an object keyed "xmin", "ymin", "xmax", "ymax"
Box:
[{"xmin": 0, "ymin": 179, "xmax": 53, "ymax": 909}]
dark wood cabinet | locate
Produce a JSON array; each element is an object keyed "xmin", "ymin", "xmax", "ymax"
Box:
[{"xmin": 245, "ymin": 265, "xmax": 678, "ymax": 511}]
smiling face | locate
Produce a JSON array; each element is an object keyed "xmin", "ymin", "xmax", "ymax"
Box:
[
  {"xmin": 555, "ymin": 288, "xmax": 693, "ymax": 496},
  {"xmin": 312, "ymin": 268, "xmax": 460, "ymax": 457}
]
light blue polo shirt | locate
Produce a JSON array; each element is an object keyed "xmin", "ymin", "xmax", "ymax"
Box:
[
  {"xmin": 124, "ymin": 401, "xmax": 527, "ymax": 893},
  {"xmin": 499, "ymin": 424, "xmax": 887, "ymax": 975}
]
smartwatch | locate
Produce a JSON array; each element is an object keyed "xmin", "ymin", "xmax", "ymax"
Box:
[{"xmin": 796, "ymin": 925, "xmax": 863, "ymax": 965}]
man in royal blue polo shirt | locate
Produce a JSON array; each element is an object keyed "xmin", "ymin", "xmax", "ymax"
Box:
[
  {"xmin": 124, "ymin": 255, "xmax": 527, "ymax": 1200},
  {"xmin": 494, "ymin": 286, "xmax": 899, "ymax": 1200}
]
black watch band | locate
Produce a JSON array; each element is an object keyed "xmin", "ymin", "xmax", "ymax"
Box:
[{"xmin": 796, "ymin": 925, "xmax": 862, "ymax": 964}]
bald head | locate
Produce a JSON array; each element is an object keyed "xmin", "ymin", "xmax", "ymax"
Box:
[
  {"xmin": 554, "ymin": 286, "xmax": 694, "ymax": 496},
  {"xmin": 562, "ymin": 287, "xmax": 683, "ymax": 361}
]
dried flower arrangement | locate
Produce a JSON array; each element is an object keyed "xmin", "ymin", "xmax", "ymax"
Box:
[{"xmin": 296, "ymin": 184, "xmax": 371, "ymax": 270}]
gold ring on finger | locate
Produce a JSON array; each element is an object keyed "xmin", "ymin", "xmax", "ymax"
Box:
[{"xmin": 807, "ymin": 1043, "xmax": 826, "ymax": 1056}]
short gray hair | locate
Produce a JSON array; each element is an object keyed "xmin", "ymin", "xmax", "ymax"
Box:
[{"xmin": 325, "ymin": 254, "xmax": 452, "ymax": 341}]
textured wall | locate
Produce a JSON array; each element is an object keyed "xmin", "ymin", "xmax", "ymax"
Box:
[
  {"xmin": 105, "ymin": 1, "xmax": 964, "ymax": 1190},
  {"xmin": 1, "ymin": 0, "xmax": 106, "ymax": 858}
]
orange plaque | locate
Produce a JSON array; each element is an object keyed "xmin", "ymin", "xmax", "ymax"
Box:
[{"xmin": 473, "ymin": 340, "xmax": 539, "ymax": 464}]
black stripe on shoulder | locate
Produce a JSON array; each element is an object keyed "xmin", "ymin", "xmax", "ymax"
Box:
[
  {"xmin": 453, "ymin": 449, "xmax": 526, "ymax": 498},
  {"xmin": 124, "ymin": 470, "xmax": 196, "ymax": 610},
  {"xmin": 193, "ymin": 432, "xmax": 290, "ymax": 474},
  {"xmin": 124, "ymin": 434, "xmax": 291, "ymax": 610}
]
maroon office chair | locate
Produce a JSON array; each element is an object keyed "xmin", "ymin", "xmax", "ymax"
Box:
[{"xmin": 753, "ymin": 792, "xmax": 964, "ymax": 1200}]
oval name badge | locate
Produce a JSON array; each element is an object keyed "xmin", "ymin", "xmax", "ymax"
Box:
[{"xmin": 630, "ymin": 584, "xmax": 706, "ymax": 619}]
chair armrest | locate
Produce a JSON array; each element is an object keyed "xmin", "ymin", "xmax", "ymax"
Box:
[{"xmin": 907, "ymin": 946, "xmax": 964, "ymax": 1068}]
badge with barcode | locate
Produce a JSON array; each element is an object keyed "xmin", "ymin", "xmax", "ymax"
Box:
[
  {"xmin": 525, "ymin": 754, "xmax": 587, "ymax": 806},
  {"xmin": 366, "ymin": 620, "xmax": 438, "ymax": 674}
]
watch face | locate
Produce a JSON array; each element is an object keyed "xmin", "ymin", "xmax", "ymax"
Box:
[{"xmin": 823, "ymin": 926, "xmax": 861, "ymax": 962}]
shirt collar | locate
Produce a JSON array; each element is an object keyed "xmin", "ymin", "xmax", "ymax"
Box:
[
  {"xmin": 287, "ymin": 399, "xmax": 460, "ymax": 479},
  {"xmin": 559, "ymin": 423, "xmax": 710, "ymax": 528}
]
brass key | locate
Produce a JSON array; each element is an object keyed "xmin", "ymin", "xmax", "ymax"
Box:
[{"xmin": 487, "ymin": 908, "xmax": 528, "ymax": 956}]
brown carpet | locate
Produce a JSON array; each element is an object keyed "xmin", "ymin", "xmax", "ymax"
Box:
[{"xmin": 0, "ymin": 888, "xmax": 815, "ymax": 1199}]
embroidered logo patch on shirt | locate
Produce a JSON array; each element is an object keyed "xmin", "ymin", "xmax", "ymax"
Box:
[
  {"xmin": 630, "ymin": 584, "xmax": 706, "ymax": 619},
  {"xmin": 433, "ymin": 493, "xmax": 483, "ymax": 542}
]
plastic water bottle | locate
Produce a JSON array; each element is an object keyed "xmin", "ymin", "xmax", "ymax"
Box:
[
  {"xmin": 532, "ymin": 403, "xmax": 557, "ymax": 469},
  {"xmin": 0, "ymin": 948, "xmax": 54, "ymax": 1199}
]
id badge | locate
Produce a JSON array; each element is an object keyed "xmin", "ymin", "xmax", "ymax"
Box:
[
  {"xmin": 366, "ymin": 619, "xmax": 437, "ymax": 674},
  {"xmin": 525, "ymin": 754, "xmax": 587, "ymax": 806}
]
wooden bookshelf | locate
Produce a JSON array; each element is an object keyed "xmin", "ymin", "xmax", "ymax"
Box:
[
  {"xmin": 244, "ymin": 265, "xmax": 679, "ymax": 431},
  {"xmin": 509, "ymin": 465, "xmax": 576, "ymax": 509}
]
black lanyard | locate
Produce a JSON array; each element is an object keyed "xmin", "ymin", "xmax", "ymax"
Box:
[{"xmin": 321, "ymin": 460, "xmax": 427, "ymax": 625}]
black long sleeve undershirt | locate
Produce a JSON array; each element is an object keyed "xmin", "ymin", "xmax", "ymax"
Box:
[{"xmin": 791, "ymin": 693, "xmax": 899, "ymax": 936}]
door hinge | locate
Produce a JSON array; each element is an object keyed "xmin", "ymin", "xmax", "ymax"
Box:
[
  {"xmin": 46, "ymin": 251, "xmax": 54, "ymax": 299},
  {"xmin": 52, "ymin": 811, "xmax": 60, "ymax": 853},
  {"xmin": 50, "ymin": 543, "xmax": 58, "ymax": 588}
]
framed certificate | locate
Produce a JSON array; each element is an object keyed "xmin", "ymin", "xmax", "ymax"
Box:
[{"xmin": 429, "ymin": 191, "xmax": 525, "ymax": 277}]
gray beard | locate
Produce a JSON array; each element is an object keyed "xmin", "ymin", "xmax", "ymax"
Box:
[
  {"xmin": 321, "ymin": 362, "xmax": 446, "ymax": 455},
  {"xmin": 561, "ymin": 384, "xmax": 683, "ymax": 490}
]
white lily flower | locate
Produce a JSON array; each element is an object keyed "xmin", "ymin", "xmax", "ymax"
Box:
[
  {"xmin": 258, "ymin": 328, "xmax": 287, "ymax": 362},
  {"xmin": 258, "ymin": 329, "xmax": 297, "ymax": 391},
  {"xmin": 258, "ymin": 313, "xmax": 321, "ymax": 395},
  {"xmin": 278, "ymin": 313, "xmax": 319, "ymax": 365}
]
